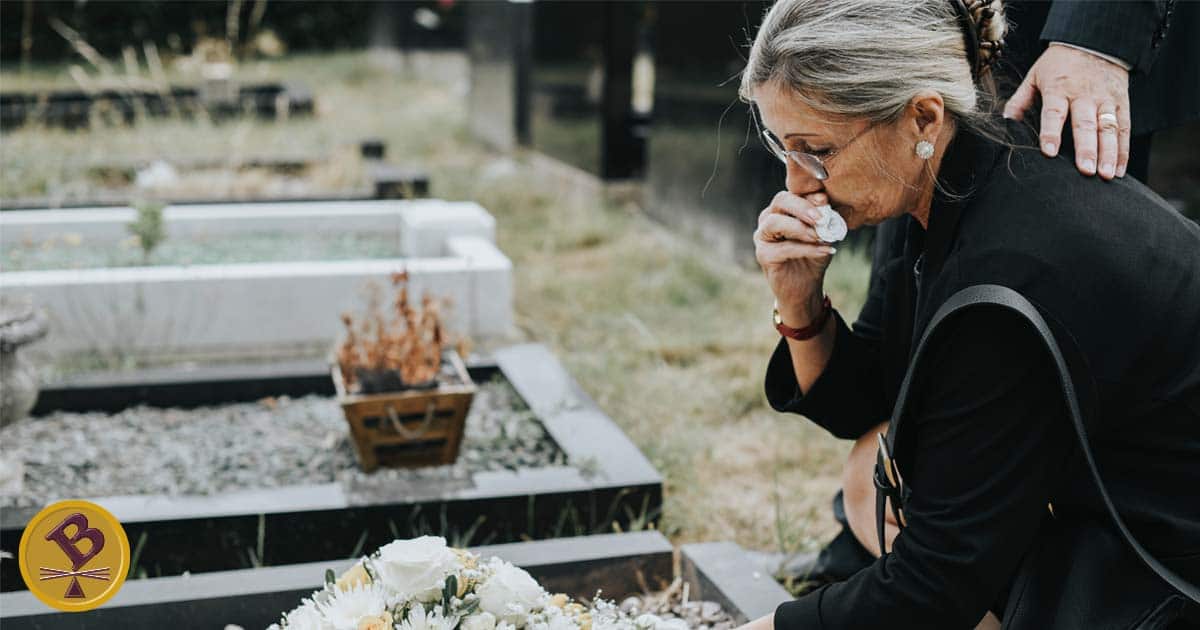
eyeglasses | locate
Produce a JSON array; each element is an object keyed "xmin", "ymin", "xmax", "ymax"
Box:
[{"xmin": 761, "ymin": 124, "xmax": 875, "ymax": 181}]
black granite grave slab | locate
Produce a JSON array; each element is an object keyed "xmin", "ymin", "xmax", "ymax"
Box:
[
  {"xmin": 1, "ymin": 345, "xmax": 662, "ymax": 591},
  {"xmin": 0, "ymin": 532, "xmax": 792, "ymax": 629}
]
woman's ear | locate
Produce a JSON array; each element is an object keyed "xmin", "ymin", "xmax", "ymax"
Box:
[{"xmin": 907, "ymin": 92, "xmax": 946, "ymax": 137}]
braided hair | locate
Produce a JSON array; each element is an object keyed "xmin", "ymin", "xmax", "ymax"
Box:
[{"xmin": 953, "ymin": 0, "xmax": 1007, "ymax": 81}]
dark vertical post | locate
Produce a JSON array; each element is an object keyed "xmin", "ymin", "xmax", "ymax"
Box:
[
  {"xmin": 600, "ymin": 1, "xmax": 642, "ymax": 180},
  {"xmin": 513, "ymin": 1, "xmax": 533, "ymax": 146}
]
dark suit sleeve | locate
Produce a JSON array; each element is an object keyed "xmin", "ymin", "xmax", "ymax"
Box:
[
  {"xmin": 1041, "ymin": 0, "xmax": 1167, "ymax": 74},
  {"xmin": 773, "ymin": 306, "xmax": 1072, "ymax": 628}
]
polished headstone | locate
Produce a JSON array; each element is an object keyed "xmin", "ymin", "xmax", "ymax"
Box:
[{"xmin": 466, "ymin": 0, "xmax": 532, "ymax": 151}]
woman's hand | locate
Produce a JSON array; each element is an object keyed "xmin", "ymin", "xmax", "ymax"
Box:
[{"xmin": 754, "ymin": 190, "xmax": 837, "ymax": 326}]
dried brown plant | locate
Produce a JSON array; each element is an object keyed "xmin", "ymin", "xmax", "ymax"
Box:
[{"xmin": 337, "ymin": 270, "xmax": 467, "ymax": 392}]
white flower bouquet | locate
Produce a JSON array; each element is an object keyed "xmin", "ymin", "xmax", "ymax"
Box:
[{"xmin": 270, "ymin": 536, "xmax": 695, "ymax": 630}]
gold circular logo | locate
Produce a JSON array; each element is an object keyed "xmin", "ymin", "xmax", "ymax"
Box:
[{"xmin": 18, "ymin": 500, "xmax": 130, "ymax": 612}]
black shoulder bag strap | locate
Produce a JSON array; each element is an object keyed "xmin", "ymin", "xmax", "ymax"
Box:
[{"xmin": 873, "ymin": 283, "xmax": 1200, "ymax": 603}]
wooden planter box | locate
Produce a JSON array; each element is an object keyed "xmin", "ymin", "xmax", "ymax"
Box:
[{"xmin": 331, "ymin": 351, "xmax": 476, "ymax": 471}]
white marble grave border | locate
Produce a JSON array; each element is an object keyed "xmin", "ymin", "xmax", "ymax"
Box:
[{"xmin": 1, "ymin": 200, "xmax": 510, "ymax": 359}]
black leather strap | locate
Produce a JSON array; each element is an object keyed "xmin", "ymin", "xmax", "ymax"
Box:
[
  {"xmin": 874, "ymin": 464, "xmax": 889, "ymax": 556},
  {"xmin": 875, "ymin": 284, "xmax": 1199, "ymax": 603}
]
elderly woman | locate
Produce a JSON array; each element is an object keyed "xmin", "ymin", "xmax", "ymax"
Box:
[{"xmin": 743, "ymin": 0, "xmax": 1200, "ymax": 628}]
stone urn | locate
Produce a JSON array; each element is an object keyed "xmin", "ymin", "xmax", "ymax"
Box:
[{"xmin": 0, "ymin": 295, "xmax": 49, "ymax": 428}]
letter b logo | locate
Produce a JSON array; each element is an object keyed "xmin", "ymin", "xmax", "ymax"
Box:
[{"xmin": 18, "ymin": 500, "xmax": 129, "ymax": 612}]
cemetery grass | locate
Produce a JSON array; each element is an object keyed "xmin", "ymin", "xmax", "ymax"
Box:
[{"xmin": 2, "ymin": 52, "xmax": 871, "ymax": 562}]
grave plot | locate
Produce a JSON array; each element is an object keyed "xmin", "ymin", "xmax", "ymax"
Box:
[
  {"xmin": 0, "ymin": 344, "xmax": 663, "ymax": 591},
  {"xmin": 0, "ymin": 139, "xmax": 429, "ymax": 210},
  {"xmin": 0, "ymin": 531, "xmax": 791, "ymax": 629},
  {"xmin": 0, "ymin": 199, "xmax": 510, "ymax": 363},
  {"xmin": 0, "ymin": 82, "xmax": 314, "ymax": 131}
]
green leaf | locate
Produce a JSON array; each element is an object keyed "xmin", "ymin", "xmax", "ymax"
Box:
[
  {"xmin": 325, "ymin": 568, "xmax": 336, "ymax": 586},
  {"xmin": 443, "ymin": 574, "xmax": 458, "ymax": 615}
]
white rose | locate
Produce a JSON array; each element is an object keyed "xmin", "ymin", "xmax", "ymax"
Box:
[
  {"xmin": 373, "ymin": 536, "xmax": 461, "ymax": 602},
  {"xmin": 476, "ymin": 563, "xmax": 547, "ymax": 626},
  {"xmin": 462, "ymin": 612, "xmax": 498, "ymax": 630}
]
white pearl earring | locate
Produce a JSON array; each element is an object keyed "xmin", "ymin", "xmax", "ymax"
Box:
[{"xmin": 915, "ymin": 140, "xmax": 935, "ymax": 159}]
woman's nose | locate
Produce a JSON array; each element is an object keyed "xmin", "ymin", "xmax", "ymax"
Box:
[{"xmin": 785, "ymin": 161, "xmax": 825, "ymax": 196}]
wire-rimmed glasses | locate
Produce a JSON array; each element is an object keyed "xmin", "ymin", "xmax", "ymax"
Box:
[{"xmin": 761, "ymin": 125, "xmax": 875, "ymax": 181}]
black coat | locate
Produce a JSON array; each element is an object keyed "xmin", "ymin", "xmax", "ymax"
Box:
[{"xmin": 766, "ymin": 119, "xmax": 1200, "ymax": 627}]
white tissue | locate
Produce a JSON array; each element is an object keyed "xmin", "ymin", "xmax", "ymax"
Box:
[{"xmin": 814, "ymin": 205, "xmax": 847, "ymax": 243}]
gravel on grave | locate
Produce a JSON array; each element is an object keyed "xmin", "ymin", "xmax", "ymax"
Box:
[
  {"xmin": 617, "ymin": 579, "xmax": 738, "ymax": 630},
  {"xmin": 0, "ymin": 377, "xmax": 566, "ymax": 509}
]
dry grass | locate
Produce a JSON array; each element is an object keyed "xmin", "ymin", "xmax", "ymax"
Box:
[
  {"xmin": 1, "ymin": 51, "xmax": 871, "ymax": 556},
  {"xmin": 439, "ymin": 163, "xmax": 870, "ymax": 552}
]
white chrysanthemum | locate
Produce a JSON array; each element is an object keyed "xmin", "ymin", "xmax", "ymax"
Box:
[
  {"xmin": 546, "ymin": 611, "xmax": 581, "ymax": 630},
  {"xmin": 397, "ymin": 604, "xmax": 461, "ymax": 630},
  {"xmin": 590, "ymin": 603, "xmax": 637, "ymax": 630},
  {"xmin": 633, "ymin": 614, "xmax": 662, "ymax": 630},
  {"xmin": 462, "ymin": 611, "xmax": 498, "ymax": 630},
  {"xmin": 592, "ymin": 618, "xmax": 636, "ymax": 630},
  {"xmin": 528, "ymin": 616, "xmax": 579, "ymax": 630},
  {"xmin": 373, "ymin": 535, "xmax": 462, "ymax": 602},
  {"xmin": 525, "ymin": 604, "xmax": 580, "ymax": 630},
  {"xmin": 316, "ymin": 582, "xmax": 392, "ymax": 630},
  {"xmin": 281, "ymin": 598, "xmax": 332, "ymax": 630}
]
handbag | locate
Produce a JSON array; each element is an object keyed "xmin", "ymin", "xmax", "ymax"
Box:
[{"xmin": 872, "ymin": 284, "xmax": 1200, "ymax": 628}]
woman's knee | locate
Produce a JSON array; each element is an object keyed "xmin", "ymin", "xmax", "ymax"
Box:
[
  {"xmin": 840, "ymin": 422, "xmax": 888, "ymax": 506},
  {"xmin": 842, "ymin": 421, "xmax": 902, "ymax": 557},
  {"xmin": 842, "ymin": 423, "xmax": 888, "ymax": 521}
]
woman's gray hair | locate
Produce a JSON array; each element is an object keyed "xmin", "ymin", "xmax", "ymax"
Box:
[{"xmin": 739, "ymin": 0, "xmax": 1007, "ymax": 130}]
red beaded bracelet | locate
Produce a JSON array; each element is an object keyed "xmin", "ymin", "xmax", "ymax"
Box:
[{"xmin": 773, "ymin": 295, "xmax": 832, "ymax": 341}]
